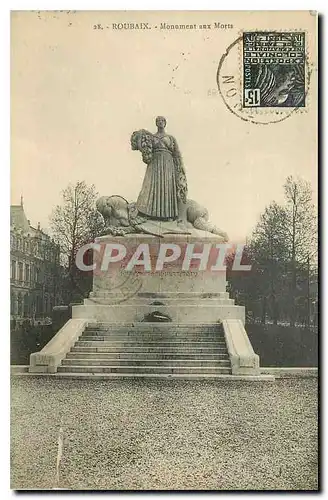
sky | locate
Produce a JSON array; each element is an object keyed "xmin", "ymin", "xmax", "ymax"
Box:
[{"xmin": 11, "ymin": 11, "xmax": 317, "ymax": 242}]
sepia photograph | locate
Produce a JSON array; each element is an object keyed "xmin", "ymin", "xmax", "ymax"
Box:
[{"xmin": 10, "ymin": 10, "xmax": 318, "ymax": 491}]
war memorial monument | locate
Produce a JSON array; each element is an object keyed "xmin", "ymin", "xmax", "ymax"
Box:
[{"xmin": 29, "ymin": 117, "xmax": 262, "ymax": 378}]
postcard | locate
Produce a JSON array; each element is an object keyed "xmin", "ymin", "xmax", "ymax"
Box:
[{"xmin": 11, "ymin": 11, "xmax": 318, "ymax": 491}]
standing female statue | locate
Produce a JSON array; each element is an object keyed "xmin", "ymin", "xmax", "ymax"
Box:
[{"xmin": 131, "ymin": 116, "xmax": 188, "ymax": 221}]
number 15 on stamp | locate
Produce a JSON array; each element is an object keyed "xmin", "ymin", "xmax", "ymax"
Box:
[{"xmin": 244, "ymin": 89, "xmax": 261, "ymax": 107}]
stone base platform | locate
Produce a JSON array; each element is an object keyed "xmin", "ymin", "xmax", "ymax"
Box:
[
  {"xmin": 29, "ymin": 232, "xmax": 260, "ymax": 377},
  {"xmin": 17, "ymin": 372, "xmax": 276, "ymax": 381}
]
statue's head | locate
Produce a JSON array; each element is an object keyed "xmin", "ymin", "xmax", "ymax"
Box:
[
  {"xmin": 155, "ymin": 116, "xmax": 167, "ymax": 130},
  {"xmin": 96, "ymin": 195, "xmax": 130, "ymax": 227}
]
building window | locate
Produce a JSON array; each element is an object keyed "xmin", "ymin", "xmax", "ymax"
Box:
[
  {"xmin": 25, "ymin": 264, "xmax": 30, "ymax": 282},
  {"xmin": 11, "ymin": 260, "xmax": 16, "ymax": 280},
  {"xmin": 17, "ymin": 293, "xmax": 23, "ymax": 317},
  {"xmin": 36, "ymin": 295, "xmax": 41, "ymax": 315},
  {"xmin": 23, "ymin": 294, "xmax": 29, "ymax": 317},
  {"xmin": 11, "ymin": 292, "xmax": 16, "ymax": 315},
  {"xmin": 30, "ymin": 298, "xmax": 35, "ymax": 317},
  {"xmin": 18, "ymin": 262, "xmax": 23, "ymax": 281}
]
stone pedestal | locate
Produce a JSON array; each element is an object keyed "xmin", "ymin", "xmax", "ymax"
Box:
[
  {"xmin": 30, "ymin": 230, "xmax": 261, "ymax": 376},
  {"xmin": 73, "ymin": 232, "xmax": 245, "ymax": 324}
]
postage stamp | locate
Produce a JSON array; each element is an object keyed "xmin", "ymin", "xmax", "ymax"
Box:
[{"xmin": 243, "ymin": 32, "xmax": 306, "ymax": 108}]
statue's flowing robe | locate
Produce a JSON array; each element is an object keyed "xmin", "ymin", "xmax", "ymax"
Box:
[{"xmin": 136, "ymin": 134, "xmax": 187, "ymax": 220}]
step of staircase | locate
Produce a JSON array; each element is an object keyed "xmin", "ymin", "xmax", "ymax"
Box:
[
  {"xmin": 66, "ymin": 352, "xmax": 229, "ymax": 360},
  {"xmin": 84, "ymin": 323, "xmax": 222, "ymax": 330},
  {"xmin": 79, "ymin": 335, "xmax": 225, "ymax": 341},
  {"xmin": 57, "ymin": 365, "xmax": 232, "ymax": 375},
  {"xmin": 62, "ymin": 358, "xmax": 231, "ymax": 367},
  {"xmin": 54, "ymin": 373, "xmax": 273, "ymax": 381},
  {"xmin": 75, "ymin": 340, "xmax": 226, "ymax": 347},
  {"xmin": 83, "ymin": 325, "xmax": 223, "ymax": 332},
  {"xmin": 71, "ymin": 346, "xmax": 227, "ymax": 354},
  {"xmin": 60, "ymin": 322, "xmax": 232, "ymax": 378}
]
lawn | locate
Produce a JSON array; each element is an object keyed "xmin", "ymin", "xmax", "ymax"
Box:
[{"xmin": 246, "ymin": 324, "xmax": 318, "ymax": 367}]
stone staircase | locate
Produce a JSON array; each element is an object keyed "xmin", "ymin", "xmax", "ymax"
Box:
[{"xmin": 57, "ymin": 322, "xmax": 232, "ymax": 377}]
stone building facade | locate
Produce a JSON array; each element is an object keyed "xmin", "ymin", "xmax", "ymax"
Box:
[{"xmin": 10, "ymin": 199, "xmax": 63, "ymax": 321}]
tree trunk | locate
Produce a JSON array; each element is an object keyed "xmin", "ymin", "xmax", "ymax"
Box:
[
  {"xmin": 306, "ymin": 254, "xmax": 310, "ymax": 328},
  {"xmin": 261, "ymin": 296, "xmax": 267, "ymax": 325},
  {"xmin": 290, "ymin": 262, "xmax": 296, "ymax": 327},
  {"xmin": 272, "ymin": 295, "xmax": 279, "ymax": 325}
]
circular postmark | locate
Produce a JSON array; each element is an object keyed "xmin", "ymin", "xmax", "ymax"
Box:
[
  {"xmin": 93, "ymin": 271, "xmax": 143, "ymax": 305},
  {"xmin": 72, "ymin": 269, "xmax": 143, "ymax": 306},
  {"xmin": 89, "ymin": 263, "xmax": 143, "ymax": 306},
  {"xmin": 216, "ymin": 34, "xmax": 312, "ymax": 125},
  {"xmin": 72, "ymin": 240, "xmax": 143, "ymax": 306}
]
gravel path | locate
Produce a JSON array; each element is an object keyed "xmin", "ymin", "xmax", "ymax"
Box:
[{"xmin": 11, "ymin": 378, "xmax": 318, "ymax": 491}]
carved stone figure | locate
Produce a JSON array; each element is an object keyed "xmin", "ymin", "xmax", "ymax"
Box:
[
  {"xmin": 131, "ymin": 116, "xmax": 187, "ymax": 220},
  {"xmin": 96, "ymin": 195, "xmax": 228, "ymax": 241},
  {"xmin": 95, "ymin": 116, "xmax": 227, "ymax": 241},
  {"xmin": 184, "ymin": 200, "xmax": 227, "ymax": 239},
  {"xmin": 95, "ymin": 196, "xmax": 146, "ymax": 236}
]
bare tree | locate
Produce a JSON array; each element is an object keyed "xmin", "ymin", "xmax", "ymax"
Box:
[
  {"xmin": 50, "ymin": 181, "xmax": 104, "ymax": 301},
  {"xmin": 231, "ymin": 177, "xmax": 318, "ymax": 328},
  {"xmin": 247, "ymin": 202, "xmax": 290, "ymax": 324},
  {"xmin": 284, "ymin": 176, "xmax": 317, "ymax": 326}
]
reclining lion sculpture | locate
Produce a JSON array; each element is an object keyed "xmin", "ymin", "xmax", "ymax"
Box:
[{"xmin": 96, "ymin": 195, "xmax": 228, "ymax": 241}]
